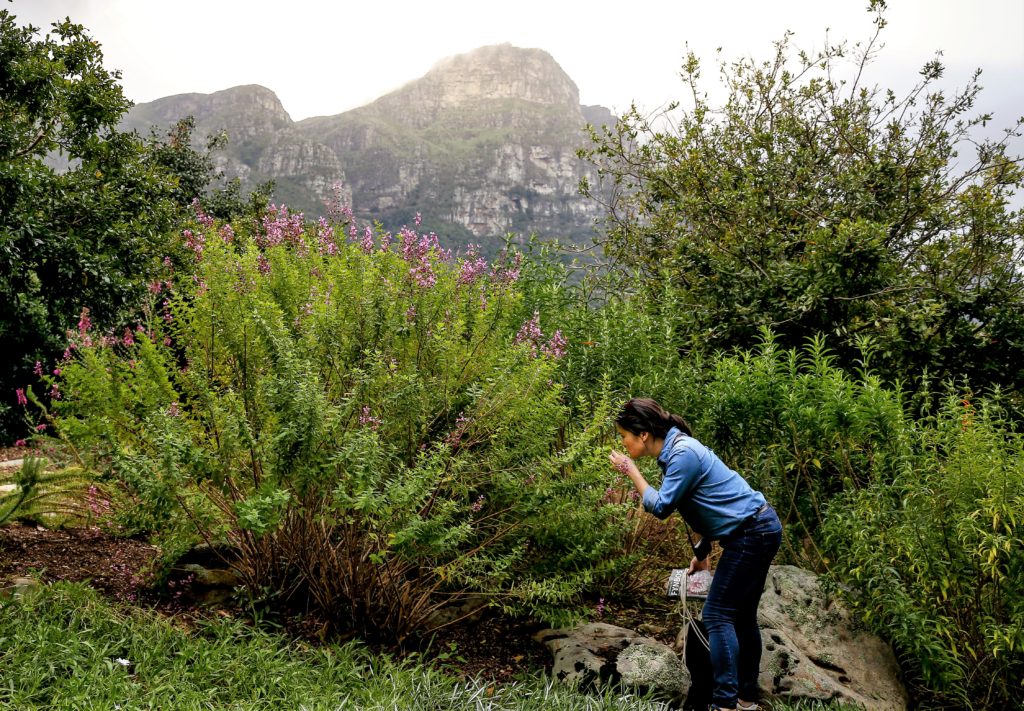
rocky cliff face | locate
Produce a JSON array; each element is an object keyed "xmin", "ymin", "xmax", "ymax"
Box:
[{"xmin": 122, "ymin": 45, "xmax": 614, "ymax": 243}]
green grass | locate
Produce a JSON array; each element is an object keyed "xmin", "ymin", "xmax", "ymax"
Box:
[
  {"xmin": 0, "ymin": 582, "xmax": 674, "ymax": 710},
  {"xmin": 0, "ymin": 582, "xmax": 865, "ymax": 710}
]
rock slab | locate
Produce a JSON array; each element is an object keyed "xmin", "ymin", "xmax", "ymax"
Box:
[
  {"xmin": 536, "ymin": 566, "xmax": 907, "ymax": 710},
  {"xmin": 755, "ymin": 565, "xmax": 907, "ymax": 710},
  {"xmin": 534, "ymin": 622, "xmax": 688, "ymax": 704}
]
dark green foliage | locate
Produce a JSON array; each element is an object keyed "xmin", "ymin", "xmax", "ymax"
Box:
[
  {"xmin": 0, "ymin": 12, "xmax": 177, "ymax": 443},
  {"xmin": 0, "ymin": 12, "xmax": 271, "ymax": 444},
  {"xmin": 579, "ymin": 9, "xmax": 1024, "ymax": 399},
  {"xmin": 144, "ymin": 116, "xmax": 275, "ymax": 220}
]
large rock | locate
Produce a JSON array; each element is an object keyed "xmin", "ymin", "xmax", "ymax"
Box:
[
  {"xmin": 534, "ymin": 622, "xmax": 689, "ymax": 705},
  {"xmin": 754, "ymin": 565, "xmax": 907, "ymax": 710},
  {"xmin": 537, "ymin": 566, "xmax": 907, "ymax": 710}
]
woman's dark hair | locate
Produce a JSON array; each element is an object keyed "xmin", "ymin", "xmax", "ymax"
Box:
[{"xmin": 615, "ymin": 397, "xmax": 692, "ymax": 439}]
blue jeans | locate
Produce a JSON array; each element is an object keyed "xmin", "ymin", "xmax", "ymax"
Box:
[{"xmin": 702, "ymin": 503, "xmax": 782, "ymax": 708}]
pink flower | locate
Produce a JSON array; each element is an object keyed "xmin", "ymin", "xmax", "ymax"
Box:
[
  {"xmin": 326, "ymin": 181, "xmax": 353, "ymax": 224},
  {"xmin": 77, "ymin": 307, "xmax": 92, "ymax": 335},
  {"xmin": 445, "ymin": 413, "xmax": 471, "ymax": 447},
  {"xmin": 192, "ymin": 198, "xmax": 215, "ymax": 228},
  {"xmin": 52, "ymin": 368, "xmax": 61, "ymax": 376},
  {"xmin": 514, "ymin": 313, "xmax": 567, "ymax": 359},
  {"xmin": 182, "ymin": 228, "xmax": 205, "ymax": 259},
  {"xmin": 122, "ymin": 329, "xmax": 135, "ymax": 347},
  {"xmin": 258, "ymin": 204, "xmax": 304, "ymax": 248},
  {"xmin": 458, "ymin": 245, "xmax": 488, "ymax": 285},
  {"xmin": 514, "ymin": 312, "xmax": 544, "ymax": 356},
  {"xmin": 219, "ymin": 224, "xmax": 235, "ymax": 243},
  {"xmin": 33, "ymin": 361, "xmax": 43, "ymax": 377},
  {"xmin": 35, "ymin": 423, "xmax": 47, "ymax": 432},
  {"xmin": 360, "ymin": 225, "xmax": 374, "ymax": 254},
  {"xmin": 359, "ymin": 405, "xmax": 382, "ymax": 430},
  {"xmin": 415, "ymin": 212, "xmax": 422, "ymax": 226},
  {"xmin": 15, "ymin": 388, "xmax": 27, "ymax": 406},
  {"xmin": 316, "ymin": 217, "xmax": 338, "ymax": 255},
  {"xmin": 491, "ymin": 252, "xmax": 523, "ymax": 284},
  {"xmin": 14, "ymin": 439, "xmax": 27, "ymax": 447},
  {"xmin": 470, "ymin": 494, "xmax": 485, "ymax": 512},
  {"xmin": 410, "ymin": 261, "xmax": 436, "ymax": 289},
  {"xmin": 542, "ymin": 330, "xmax": 568, "ymax": 359},
  {"xmin": 613, "ymin": 457, "xmax": 631, "ymax": 475}
]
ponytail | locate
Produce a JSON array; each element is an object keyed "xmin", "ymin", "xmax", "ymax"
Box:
[{"xmin": 615, "ymin": 397, "xmax": 692, "ymax": 439}]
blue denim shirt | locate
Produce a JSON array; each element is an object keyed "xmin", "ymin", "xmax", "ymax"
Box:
[{"xmin": 641, "ymin": 427, "xmax": 766, "ymax": 539}]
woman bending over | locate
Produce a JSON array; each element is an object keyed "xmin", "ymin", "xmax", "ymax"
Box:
[{"xmin": 610, "ymin": 397, "xmax": 782, "ymax": 711}]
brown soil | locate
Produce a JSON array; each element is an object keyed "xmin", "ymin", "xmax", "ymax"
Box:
[
  {"xmin": 0, "ymin": 521, "xmax": 679, "ymax": 682},
  {"xmin": 0, "ymin": 446, "xmax": 25, "ymax": 461}
]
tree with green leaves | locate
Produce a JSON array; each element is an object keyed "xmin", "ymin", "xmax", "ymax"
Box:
[
  {"xmin": 0, "ymin": 11, "xmax": 266, "ymax": 443},
  {"xmin": 579, "ymin": 4, "xmax": 1024, "ymax": 398}
]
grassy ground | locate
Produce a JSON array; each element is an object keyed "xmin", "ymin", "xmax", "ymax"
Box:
[
  {"xmin": 0, "ymin": 582, "xmax": 675, "ymax": 710},
  {"xmin": 0, "ymin": 582, "xmax": 863, "ymax": 711}
]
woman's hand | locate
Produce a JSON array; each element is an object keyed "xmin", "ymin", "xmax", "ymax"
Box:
[
  {"xmin": 609, "ymin": 450, "xmax": 637, "ymax": 477},
  {"xmin": 687, "ymin": 555, "xmax": 710, "ymax": 574},
  {"xmin": 610, "ymin": 450, "xmax": 648, "ymax": 499}
]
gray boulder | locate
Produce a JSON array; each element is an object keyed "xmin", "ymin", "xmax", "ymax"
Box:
[
  {"xmin": 754, "ymin": 565, "xmax": 907, "ymax": 710},
  {"xmin": 536, "ymin": 565, "xmax": 907, "ymax": 710},
  {"xmin": 533, "ymin": 622, "xmax": 689, "ymax": 704}
]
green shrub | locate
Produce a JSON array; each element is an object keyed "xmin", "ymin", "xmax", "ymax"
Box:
[
  {"xmin": 822, "ymin": 393, "xmax": 1024, "ymax": 707},
  {"xmin": 48, "ymin": 208, "xmax": 638, "ymax": 639},
  {"xmin": 559, "ymin": 302, "xmax": 912, "ymax": 567}
]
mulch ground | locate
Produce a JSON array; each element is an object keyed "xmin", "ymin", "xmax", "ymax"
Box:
[{"xmin": 0, "ymin": 520, "xmax": 679, "ymax": 682}]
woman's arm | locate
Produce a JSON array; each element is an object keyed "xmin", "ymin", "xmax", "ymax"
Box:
[{"xmin": 610, "ymin": 447, "xmax": 702, "ymax": 519}]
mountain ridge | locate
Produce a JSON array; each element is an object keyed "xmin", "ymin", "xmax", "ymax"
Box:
[{"xmin": 121, "ymin": 44, "xmax": 615, "ymax": 244}]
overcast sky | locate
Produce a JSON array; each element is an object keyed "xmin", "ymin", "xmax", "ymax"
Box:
[{"xmin": 8, "ymin": 0, "xmax": 1024, "ymax": 128}]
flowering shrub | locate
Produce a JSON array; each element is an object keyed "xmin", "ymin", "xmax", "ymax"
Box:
[{"xmin": 50, "ymin": 204, "xmax": 637, "ymax": 639}]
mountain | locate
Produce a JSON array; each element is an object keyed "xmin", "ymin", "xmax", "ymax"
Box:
[{"xmin": 120, "ymin": 44, "xmax": 615, "ymax": 245}]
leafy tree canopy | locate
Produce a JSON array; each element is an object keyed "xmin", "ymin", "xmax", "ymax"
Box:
[
  {"xmin": 0, "ymin": 11, "xmax": 262, "ymax": 442},
  {"xmin": 580, "ymin": 6, "xmax": 1024, "ymax": 398}
]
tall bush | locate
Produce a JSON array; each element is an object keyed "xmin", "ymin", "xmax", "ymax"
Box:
[
  {"xmin": 44, "ymin": 207, "xmax": 640, "ymax": 639},
  {"xmin": 559, "ymin": 297, "xmax": 911, "ymax": 566},
  {"xmin": 579, "ymin": 4, "xmax": 1024, "ymax": 398},
  {"xmin": 822, "ymin": 393, "xmax": 1024, "ymax": 707}
]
